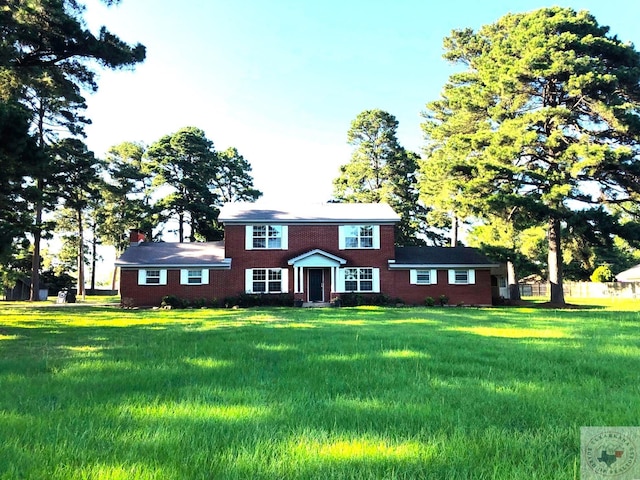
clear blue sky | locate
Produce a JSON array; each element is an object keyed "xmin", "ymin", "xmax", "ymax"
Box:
[{"xmin": 82, "ymin": 0, "xmax": 640, "ymax": 203}]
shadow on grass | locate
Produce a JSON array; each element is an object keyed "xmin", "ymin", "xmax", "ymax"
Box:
[{"xmin": 0, "ymin": 306, "xmax": 638, "ymax": 478}]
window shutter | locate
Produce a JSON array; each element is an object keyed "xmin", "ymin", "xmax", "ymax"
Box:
[
  {"xmin": 280, "ymin": 225, "xmax": 288, "ymax": 250},
  {"xmin": 138, "ymin": 270, "xmax": 146, "ymax": 285},
  {"xmin": 431, "ymin": 269, "xmax": 438, "ymax": 285},
  {"xmin": 336, "ymin": 268, "xmax": 346, "ymax": 292},
  {"xmin": 245, "ymin": 269, "xmax": 253, "ymax": 293},
  {"xmin": 201, "ymin": 269, "xmax": 209, "ymax": 285},
  {"xmin": 448, "ymin": 270, "xmax": 456, "ymax": 284},
  {"xmin": 468, "ymin": 269, "xmax": 476, "ymax": 285},
  {"xmin": 338, "ymin": 226, "xmax": 346, "ymax": 250},
  {"xmin": 159, "ymin": 270, "xmax": 167, "ymax": 285},
  {"xmin": 280, "ymin": 268, "xmax": 289, "ymax": 293},
  {"xmin": 180, "ymin": 269, "xmax": 188, "ymax": 285},
  {"xmin": 372, "ymin": 268, "xmax": 380, "ymax": 292},
  {"xmin": 372, "ymin": 225, "xmax": 380, "ymax": 249},
  {"xmin": 410, "ymin": 270, "xmax": 417, "ymax": 285},
  {"xmin": 245, "ymin": 226, "xmax": 253, "ymax": 250}
]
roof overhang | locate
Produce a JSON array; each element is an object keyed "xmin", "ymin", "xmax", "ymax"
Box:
[
  {"xmin": 388, "ymin": 261, "xmax": 500, "ymax": 270},
  {"xmin": 116, "ymin": 259, "xmax": 232, "ymax": 269}
]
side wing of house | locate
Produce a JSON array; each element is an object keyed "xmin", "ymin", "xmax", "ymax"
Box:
[
  {"xmin": 116, "ymin": 240, "xmax": 232, "ymax": 307},
  {"xmin": 387, "ymin": 246, "xmax": 499, "ymax": 306}
]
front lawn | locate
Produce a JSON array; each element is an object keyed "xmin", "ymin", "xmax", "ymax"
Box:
[{"xmin": 0, "ymin": 302, "xmax": 638, "ymax": 479}]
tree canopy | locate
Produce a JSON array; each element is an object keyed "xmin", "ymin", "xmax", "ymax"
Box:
[
  {"xmin": 422, "ymin": 7, "xmax": 640, "ymax": 304},
  {"xmin": 334, "ymin": 109, "xmax": 439, "ymax": 245}
]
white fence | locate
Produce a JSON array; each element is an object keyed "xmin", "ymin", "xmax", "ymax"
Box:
[{"xmin": 521, "ymin": 282, "xmax": 640, "ymax": 299}]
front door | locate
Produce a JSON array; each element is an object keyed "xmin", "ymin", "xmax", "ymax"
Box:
[{"xmin": 308, "ymin": 269, "xmax": 324, "ymax": 302}]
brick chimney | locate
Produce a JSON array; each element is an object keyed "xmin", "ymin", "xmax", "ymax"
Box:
[{"xmin": 129, "ymin": 229, "xmax": 146, "ymax": 245}]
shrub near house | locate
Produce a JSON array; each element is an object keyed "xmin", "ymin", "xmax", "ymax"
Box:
[{"xmin": 116, "ymin": 203, "xmax": 498, "ymax": 307}]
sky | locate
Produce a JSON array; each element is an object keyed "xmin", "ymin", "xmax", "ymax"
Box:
[{"xmin": 80, "ymin": 0, "xmax": 640, "ymax": 205}]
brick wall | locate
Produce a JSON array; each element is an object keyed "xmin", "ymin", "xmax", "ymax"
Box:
[
  {"xmin": 385, "ymin": 269, "xmax": 494, "ymax": 306},
  {"xmin": 120, "ymin": 268, "xmax": 233, "ymax": 307}
]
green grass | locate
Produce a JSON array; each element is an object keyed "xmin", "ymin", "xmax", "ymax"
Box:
[{"xmin": 0, "ymin": 300, "xmax": 639, "ymax": 479}]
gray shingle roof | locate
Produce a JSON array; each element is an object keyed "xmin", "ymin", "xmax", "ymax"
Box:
[
  {"xmin": 115, "ymin": 241, "xmax": 230, "ymax": 268},
  {"xmin": 391, "ymin": 246, "xmax": 499, "ymax": 268},
  {"xmin": 218, "ymin": 202, "xmax": 400, "ymax": 224}
]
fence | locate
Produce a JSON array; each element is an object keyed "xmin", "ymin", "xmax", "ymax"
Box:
[{"xmin": 520, "ymin": 282, "xmax": 639, "ymax": 299}]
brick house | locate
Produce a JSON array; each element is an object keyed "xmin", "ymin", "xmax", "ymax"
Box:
[{"xmin": 116, "ymin": 202, "xmax": 499, "ymax": 307}]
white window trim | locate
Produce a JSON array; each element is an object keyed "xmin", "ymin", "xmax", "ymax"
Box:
[
  {"xmin": 448, "ymin": 269, "xmax": 476, "ymax": 285},
  {"xmin": 337, "ymin": 267, "xmax": 380, "ymax": 293},
  {"xmin": 245, "ymin": 225, "xmax": 288, "ymax": 250},
  {"xmin": 410, "ymin": 269, "xmax": 438, "ymax": 285},
  {"xmin": 245, "ymin": 268, "xmax": 289, "ymax": 294},
  {"xmin": 180, "ymin": 268, "xmax": 209, "ymax": 285},
  {"xmin": 338, "ymin": 225, "xmax": 380, "ymax": 250},
  {"xmin": 138, "ymin": 269, "xmax": 167, "ymax": 286}
]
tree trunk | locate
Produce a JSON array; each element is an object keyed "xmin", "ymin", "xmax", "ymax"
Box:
[
  {"xmin": 90, "ymin": 230, "xmax": 97, "ymax": 294},
  {"xmin": 30, "ymin": 179, "xmax": 43, "ymax": 301},
  {"xmin": 77, "ymin": 208, "xmax": 85, "ymax": 300},
  {"xmin": 507, "ymin": 260, "xmax": 521, "ymax": 301},
  {"xmin": 547, "ymin": 217, "xmax": 565, "ymax": 305},
  {"xmin": 178, "ymin": 212, "xmax": 184, "ymax": 243}
]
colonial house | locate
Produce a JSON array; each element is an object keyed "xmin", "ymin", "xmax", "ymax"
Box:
[{"xmin": 115, "ymin": 202, "xmax": 499, "ymax": 307}]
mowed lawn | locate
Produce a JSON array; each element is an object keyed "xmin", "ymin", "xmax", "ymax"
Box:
[{"xmin": 0, "ymin": 300, "xmax": 639, "ymax": 479}]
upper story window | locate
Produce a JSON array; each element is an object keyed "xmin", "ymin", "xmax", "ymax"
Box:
[
  {"xmin": 180, "ymin": 268, "xmax": 209, "ymax": 285},
  {"xmin": 338, "ymin": 225, "xmax": 380, "ymax": 250},
  {"xmin": 138, "ymin": 269, "xmax": 167, "ymax": 286},
  {"xmin": 245, "ymin": 225, "xmax": 288, "ymax": 250}
]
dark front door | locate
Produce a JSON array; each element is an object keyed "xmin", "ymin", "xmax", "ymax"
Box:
[{"xmin": 308, "ymin": 269, "xmax": 324, "ymax": 302}]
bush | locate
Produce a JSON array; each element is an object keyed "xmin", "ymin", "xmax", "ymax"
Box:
[
  {"xmin": 161, "ymin": 295, "xmax": 185, "ymax": 309},
  {"xmin": 439, "ymin": 294, "xmax": 449, "ymax": 306},
  {"xmin": 590, "ymin": 265, "xmax": 615, "ymax": 282},
  {"xmin": 224, "ymin": 293, "xmax": 294, "ymax": 308},
  {"xmin": 425, "ymin": 296, "xmax": 435, "ymax": 307}
]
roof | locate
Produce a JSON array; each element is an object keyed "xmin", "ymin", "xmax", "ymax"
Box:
[
  {"xmin": 616, "ymin": 264, "xmax": 640, "ymax": 282},
  {"xmin": 218, "ymin": 202, "xmax": 400, "ymax": 224},
  {"xmin": 115, "ymin": 241, "xmax": 231, "ymax": 268},
  {"xmin": 390, "ymin": 246, "xmax": 499, "ymax": 268}
]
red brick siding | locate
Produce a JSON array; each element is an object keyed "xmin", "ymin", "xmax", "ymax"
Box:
[
  {"xmin": 120, "ymin": 268, "xmax": 233, "ymax": 307},
  {"xmin": 385, "ymin": 269, "xmax": 494, "ymax": 306}
]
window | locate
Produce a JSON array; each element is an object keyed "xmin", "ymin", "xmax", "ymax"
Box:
[
  {"xmin": 344, "ymin": 268, "xmax": 374, "ymax": 292},
  {"xmin": 448, "ymin": 269, "xmax": 476, "ymax": 285},
  {"xmin": 246, "ymin": 225, "xmax": 288, "ymax": 250},
  {"xmin": 146, "ymin": 270, "xmax": 161, "ymax": 284},
  {"xmin": 417, "ymin": 270, "xmax": 431, "ymax": 284},
  {"xmin": 339, "ymin": 225, "xmax": 380, "ymax": 250},
  {"xmin": 138, "ymin": 269, "xmax": 167, "ymax": 285},
  {"xmin": 454, "ymin": 270, "xmax": 468, "ymax": 284},
  {"xmin": 180, "ymin": 269, "xmax": 209, "ymax": 285},
  {"xmin": 246, "ymin": 268, "xmax": 288, "ymax": 293},
  {"xmin": 410, "ymin": 269, "xmax": 437, "ymax": 285}
]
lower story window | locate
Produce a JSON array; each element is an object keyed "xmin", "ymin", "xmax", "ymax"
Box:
[
  {"xmin": 251, "ymin": 269, "xmax": 283, "ymax": 293},
  {"xmin": 180, "ymin": 268, "xmax": 209, "ymax": 285},
  {"xmin": 138, "ymin": 269, "xmax": 167, "ymax": 286},
  {"xmin": 344, "ymin": 268, "xmax": 374, "ymax": 292},
  {"xmin": 454, "ymin": 270, "xmax": 469, "ymax": 284}
]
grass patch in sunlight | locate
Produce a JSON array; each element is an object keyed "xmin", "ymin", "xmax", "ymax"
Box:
[{"xmin": 1, "ymin": 301, "xmax": 639, "ymax": 479}]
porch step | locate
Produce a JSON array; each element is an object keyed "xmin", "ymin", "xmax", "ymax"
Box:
[{"xmin": 302, "ymin": 302, "xmax": 331, "ymax": 308}]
